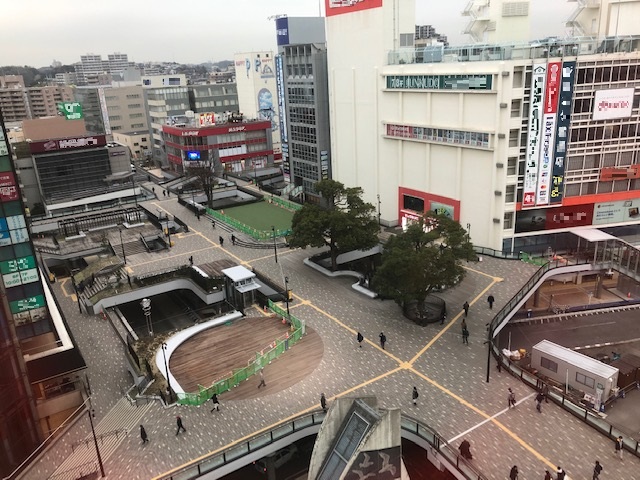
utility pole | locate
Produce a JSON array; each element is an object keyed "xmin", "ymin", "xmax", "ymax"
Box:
[{"xmin": 272, "ymin": 226, "xmax": 278, "ymax": 263}]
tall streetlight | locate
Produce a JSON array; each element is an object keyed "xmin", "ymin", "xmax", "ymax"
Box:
[
  {"xmin": 284, "ymin": 276, "xmax": 290, "ymax": 316},
  {"xmin": 272, "ymin": 226, "xmax": 278, "ymax": 263},
  {"xmin": 161, "ymin": 342, "xmax": 172, "ymax": 403},
  {"xmin": 86, "ymin": 403, "xmax": 105, "ymax": 477},
  {"xmin": 485, "ymin": 323, "xmax": 492, "ymax": 383},
  {"xmin": 141, "ymin": 298, "xmax": 153, "ymax": 336},
  {"xmin": 377, "ymin": 194, "xmax": 381, "ymax": 226},
  {"xmin": 118, "ymin": 228, "xmax": 127, "ymax": 264}
]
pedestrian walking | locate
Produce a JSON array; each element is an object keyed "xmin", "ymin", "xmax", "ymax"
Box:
[
  {"xmin": 462, "ymin": 326, "xmax": 469, "ymax": 345},
  {"xmin": 219, "ymin": 236, "xmax": 224, "ymax": 247},
  {"xmin": 412, "ymin": 386, "xmax": 419, "ymax": 406},
  {"xmin": 592, "ymin": 460, "xmax": 603, "ymax": 479},
  {"xmin": 257, "ymin": 369, "xmax": 266, "ymax": 389},
  {"xmin": 544, "ymin": 470, "xmax": 552, "ymax": 480},
  {"xmin": 379, "ymin": 332, "xmax": 387, "ymax": 350},
  {"xmin": 357, "ymin": 331, "xmax": 364, "ymax": 348},
  {"xmin": 487, "ymin": 294, "xmax": 495, "ymax": 309},
  {"xmin": 189, "ymin": 255, "xmax": 193, "ymax": 266},
  {"xmin": 163, "ymin": 190, "xmax": 166, "ymax": 197},
  {"xmin": 140, "ymin": 425, "xmax": 148, "ymax": 443},
  {"xmin": 152, "ymin": 187, "xmax": 156, "ymax": 195},
  {"xmin": 175, "ymin": 415, "xmax": 186, "ymax": 435},
  {"xmin": 210, "ymin": 393, "xmax": 220, "ymax": 412},
  {"xmin": 508, "ymin": 388, "xmax": 516, "ymax": 409},
  {"xmin": 459, "ymin": 439, "xmax": 472, "ymax": 460},
  {"xmin": 556, "ymin": 466, "xmax": 566, "ymax": 480},
  {"xmin": 211, "ymin": 220, "xmax": 215, "ymax": 229},
  {"xmin": 535, "ymin": 392, "xmax": 545, "ymax": 413},
  {"xmin": 320, "ymin": 393, "xmax": 327, "ymax": 413},
  {"xmin": 231, "ymin": 234, "xmax": 236, "ymax": 245},
  {"xmin": 463, "ymin": 301, "xmax": 469, "ymax": 317},
  {"xmin": 509, "ymin": 465, "xmax": 518, "ymax": 480},
  {"xmin": 614, "ymin": 435, "xmax": 623, "ymax": 460}
]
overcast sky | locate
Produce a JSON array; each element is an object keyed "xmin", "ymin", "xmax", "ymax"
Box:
[{"xmin": 1, "ymin": 0, "xmax": 574, "ymax": 67}]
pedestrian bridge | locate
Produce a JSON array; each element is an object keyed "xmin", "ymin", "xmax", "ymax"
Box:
[{"xmin": 154, "ymin": 410, "xmax": 487, "ymax": 480}]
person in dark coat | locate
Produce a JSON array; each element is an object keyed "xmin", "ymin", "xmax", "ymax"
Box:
[
  {"xmin": 463, "ymin": 301, "xmax": 469, "ymax": 317},
  {"xmin": 210, "ymin": 393, "xmax": 220, "ymax": 412},
  {"xmin": 412, "ymin": 386, "xmax": 419, "ymax": 405},
  {"xmin": 219, "ymin": 236, "xmax": 224, "ymax": 247},
  {"xmin": 140, "ymin": 425, "xmax": 148, "ymax": 443},
  {"xmin": 175, "ymin": 415, "xmax": 186, "ymax": 435},
  {"xmin": 543, "ymin": 470, "xmax": 552, "ymax": 480},
  {"xmin": 615, "ymin": 436, "xmax": 623, "ymax": 459},
  {"xmin": 535, "ymin": 392, "xmax": 545, "ymax": 413},
  {"xmin": 556, "ymin": 466, "xmax": 566, "ymax": 480},
  {"xmin": 257, "ymin": 369, "xmax": 266, "ymax": 388},
  {"xmin": 459, "ymin": 439, "xmax": 472, "ymax": 460},
  {"xmin": 462, "ymin": 326, "xmax": 469, "ymax": 345},
  {"xmin": 320, "ymin": 393, "xmax": 327, "ymax": 413},
  {"xmin": 592, "ymin": 460, "xmax": 603, "ymax": 480},
  {"xmin": 487, "ymin": 294, "xmax": 495, "ymax": 309},
  {"xmin": 357, "ymin": 331, "xmax": 364, "ymax": 348},
  {"xmin": 508, "ymin": 388, "xmax": 516, "ymax": 409},
  {"xmin": 509, "ymin": 465, "xmax": 518, "ymax": 480},
  {"xmin": 379, "ymin": 332, "xmax": 387, "ymax": 350},
  {"xmin": 231, "ymin": 234, "xmax": 236, "ymax": 245}
]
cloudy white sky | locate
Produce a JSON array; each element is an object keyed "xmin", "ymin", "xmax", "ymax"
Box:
[{"xmin": 1, "ymin": 0, "xmax": 574, "ymax": 67}]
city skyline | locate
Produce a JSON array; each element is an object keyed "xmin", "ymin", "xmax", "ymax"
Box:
[{"xmin": 2, "ymin": 0, "xmax": 573, "ymax": 67}]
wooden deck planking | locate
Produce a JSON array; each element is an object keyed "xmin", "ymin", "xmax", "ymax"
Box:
[{"xmin": 170, "ymin": 316, "xmax": 324, "ymax": 395}]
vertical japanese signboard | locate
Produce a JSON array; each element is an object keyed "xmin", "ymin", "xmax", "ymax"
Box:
[
  {"xmin": 550, "ymin": 61, "xmax": 576, "ymax": 205},
  {"xmin": 535, "ymin": 62, "xmax": 561, "ymax": 206},
  {"xmin": 523, "ymin": 64, "xmax": 546, "ymax": 208}
]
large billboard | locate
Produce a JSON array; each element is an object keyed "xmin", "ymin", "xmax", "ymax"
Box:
[
  {"xmin": 28, "ymin": 135, "xmax": 107, "ymax": 154},
  {"xmin": 550, "ymin": 61, "xmax": 576, "ymax": 205},
  {"xmin": 592, "ymin": 199, "xmax": 640, "ymax": 225},
  {"xmin": 57, "ymin": 102, "xmax": 83, "ymax": 120},
  {"xmin": 515, "ymin": 204, "xmax": 593, "ymax": 233},
  {"xmin": 275, "ymin": 17, "xmax": 290, "ymax": 46},
  {"xmin": 522, "ymin": 64, "xmax": 546, "ymax": 208},
  {"xmin": 592, "ymin": 88, "xmax": 634, "ymax": 120},
  {"xmin": 325, "ymin": 0, "xmax": 383, "ymax": 17},
  {"xmin": 535, "ymin": 62, "xmax": 561, "ymax": 206}
]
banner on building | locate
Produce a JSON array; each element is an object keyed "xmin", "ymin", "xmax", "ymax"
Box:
[
  {"xmin": 522, "ymin": 64, "xmax": 547, "ymax": 208},
  {"xmin": 325, "ymin": 0, "xmax": 382, "ymax": 17},
  {"xmin": 535, "ymin": 62, "xmax": 561, "ymax": 206},
  {"xmin": 275, "ymin": 55, "xmax": 288, "ymax": 143},
  {"xmin": 57, "ymin": 102, "xmax": 83, "ymax": 120},
  {"xmin": 593, "ymin": 199, "xmax": 640, "ymax": 225},
  {"xmin": 592, "ymin": 88, "xmax": 634, "ymax": 121},
  {"xmin": 275, "ymin": 17, "xmax": 290, "ymax": 46},
  {"xmin": 550, "ymin": 61, "xmax": 576, "ymax": 205}
]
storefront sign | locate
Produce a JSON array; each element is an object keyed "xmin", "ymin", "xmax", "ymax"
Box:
[
  {"xmin": 550, "ymin": 61, "xmax": 576, "ymax": 205},
  {"xmin": 386, "ymin": 74, "xmax": 492, "ymax": 91},
  {"xmin": 535, "ymin": 62, "xmax": 561, "ymax": 206},
  {"xmin": 0, "ymin": 172, "xmax": 19, "ymax": 202},
  {"xmin": 522, "ymin": 64, "xmax": 546, "ymax": 208},
  {"xmin": 592, "ymin": 200, "xmax": 640, "ymax": 225},
  {"xmin": 29, "ymin": 135, "xmax": 107, "ymax": 153},
  {"xmin": 10, "ymin": 294, "xmax": 46, "ymax": 314}
]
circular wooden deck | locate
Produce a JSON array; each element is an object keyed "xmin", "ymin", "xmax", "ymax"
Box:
[{"xmin": 169, "ymin": 315, "xmax": 324, "ymax": 400}]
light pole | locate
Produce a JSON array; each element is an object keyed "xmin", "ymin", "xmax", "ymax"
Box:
[
  {"xmin": 377, "ymin": 194, "xmax": 381, "ymax": 226},
  {"xmin": 119, "ymin": 228, "xmax": 127, "ymax": 264},
  {"xmin": 272, "ymin": 226, "xmax": 278, "ymax": 263},
  {"xmin": 141, "ymin": 298, "xmax": 153, "ymax": 336},
  {"xmin": 485, "ymin": 323, "xmax": 492, "ymax": 383},
  {"xmin": 87, "ymin": 405, "xmax": 105, "ymax": 477},
  {"xmin": 161, "ymin": 342, "xmax": 172, "ymax": 403},
  {"xmin": 284, "ymin": 276, "xmax": 290, "ymax": 316}
]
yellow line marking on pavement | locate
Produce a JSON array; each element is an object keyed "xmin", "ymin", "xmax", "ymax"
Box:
[
  {"xmin": 251, "ymin": 248, "xmax": 299, "ymax": 264},
  {"xmin": 463, "ymin": 264, "xmax": 503, "ymax": 281},
  {"xmin": 58, "ymin": 278, "xmax": 77, "ymax": 301}
]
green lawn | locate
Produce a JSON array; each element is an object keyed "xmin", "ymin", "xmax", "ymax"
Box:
[{"xmin": 223, "ymin": 201, "xmax": 294, "ymax": 232}]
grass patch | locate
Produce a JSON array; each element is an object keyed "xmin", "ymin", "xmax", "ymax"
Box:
[{"xmin": 223, "ymin": 201, "xmax": 294, "ymax": 232}]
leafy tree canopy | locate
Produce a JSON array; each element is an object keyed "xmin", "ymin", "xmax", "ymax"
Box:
[
  {"xmin": 289, "ymin": 179, "xmax": 379, "ymax": 270},
  {"xmin": 372, "ymin": 212, "xmax": 475, "ymax": 315}
]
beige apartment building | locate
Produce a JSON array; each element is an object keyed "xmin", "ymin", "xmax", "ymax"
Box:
[
  {"xmin": 0, "ymin": 75, "xmax": 73, "ymax": 121},
  {"xmin": 104, "ymin": 85, "xmax": 149, "ymax": 135}
]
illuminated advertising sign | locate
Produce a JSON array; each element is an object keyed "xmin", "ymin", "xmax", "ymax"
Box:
[
  {"xmin": 198, "ymin": 113, "xmax": 215, "ymax": 127},
  {"xmin": 0, "ymin": 172, "xmax": 19, "ymax": 202},
  {"xmin": 186, "ymin": 151, "xmax": 201, "ymax": 161},
  {"xmin": 275, "ymin": 17, "xmax": 290, "ymax": 46},
  {"xmin": 535, "ymin": 62, "xmax": 561, "ymax": 206},
  {"xmin": 275, "ymin": 55, "xmax": 288, "ymax": 143},
  {"xmin": 29, "ymin": 135, "xmax": 107, "ymax": 153},
  {"xmin": 515, "ymin": 204, "xmax": 593, "ymax": 233},
  {"xmin": 10, "ymin": 295, "xmax": 46, "ymax": 314},
  {"xmin": 57, "ymin": 102, "xmax": 83, "ymax": 120},
  {"xmin": 386, "ymin": 74, "xmax": 492, "ymax": 91},
  {"xmin": 522, "ymin": 64, "xmax": 546, "ymax": 208},
  {"xmin": 325, "ymin": 0, "xmax": 382, "ymax": 16},
  {"xmin": 592, "ymin": 199, "xmax": 640, "ymax": 225},
  {"xmin": 550, "ymin": 61, "xmax": 576, "ymax": 205},
  {"xmin": 592, "ymin": 88, "xmax": 634, "ymax": 121}
]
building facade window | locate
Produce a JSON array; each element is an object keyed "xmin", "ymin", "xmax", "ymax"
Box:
[
  {"xmin": 575, "ymin": 372, "xmax": 595, "ymax": 389},
  {"xmin": 385, "ymin": 123, "xmax": 490, "ymax": 148},
  {"xmin": 540, "ymin": 356, "xmax": 558, "ymax": 373}
]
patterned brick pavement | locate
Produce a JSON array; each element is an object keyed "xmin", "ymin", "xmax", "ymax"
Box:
[{"xmin": 24, "ymin": 194, "xmax": 640, "ymax": 480}]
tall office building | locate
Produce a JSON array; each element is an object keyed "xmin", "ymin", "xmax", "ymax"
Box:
[{"xmin": 275, "ymin": 17, "xmax": 331, "ymax": 202}]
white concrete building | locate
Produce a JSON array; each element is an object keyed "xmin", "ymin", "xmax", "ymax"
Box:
[{"xmin": 326, "ymin": 0, "xmax": 640, "ymax": 254}]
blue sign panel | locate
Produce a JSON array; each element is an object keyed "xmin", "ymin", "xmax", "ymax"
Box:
[
  {"xmin": 276, "ymin": 17, "xmax": 290, "ymax": 46},
  {"xmin": 550, "ymin": 61, "xmax": 576, "ymax": 205}
]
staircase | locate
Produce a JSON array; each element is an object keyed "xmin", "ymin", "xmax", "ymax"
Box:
[{"xmin": 49, "ymin": 398, "xmax": 153, "ymax": 479}]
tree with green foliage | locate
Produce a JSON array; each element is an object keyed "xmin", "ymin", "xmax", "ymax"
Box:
[
  {"xmin": 289, "ymin": 179, "xmax": 379, "ymax": 271},
  {"xmin": 372, "ymin": 212, "xmax": 476, "ymax": 318}
]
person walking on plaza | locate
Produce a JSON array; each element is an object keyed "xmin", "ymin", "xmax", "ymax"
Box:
[
  {"xmin": 462, "ymin": 326, "xmax": 469, "ymax": 345},
  {"xmin": 508, "ymin": 388, "xmax": 516, "ymax": 409},
  {"xmin": 231, "ymin": 234, "xmax": 236, "ymax": 245},
  {"xmin": 175, "ymin": 415, "xmax": 186, "ymax": 436},
  {"xmin": 320, "ymin": 393, "xmax": 327, "ymax": 413},
  {"xmin": 219, "ymin": 236, "xmax": 224, "ymax": 247},
  {"xmin": 463, "ymin": 301, "xmax": 469, "ymax": 317},
  {"xmin": 592, "ymin": 460, "xmax": 603, "ymax": 479},
  {"xmin": 556, "ymin": 466, "xmax": 566, "ymax": 480},
  {"xmin": 258, "ymin": 369, "xmax": 266, "ymax": 389},
  {"xmin": 210, "ymin": 393, "xmax": 220, "ymax": 412},
  {"xmin": 357, "ymin": 331, "xmax": 364, "ymax": 348},
  {"xmin": 412, "ymin": 386, "xmax": 419, "ymax": 406},
  {"xmin": 211, "ymin": 219, "xmax": 215, "ymax": 229},
  {"xmin": 614, "ymin": 435, "xmax": 624, "ymax": 460},
  {"xmin": 487, "ymin": 294, "xmax": 495, "ymax": 309},
  {"xmin": 458, "ymin": 439, "xmax": 472, "ymax": 460},
  {"xmin": 543, "ymin": 470, "xmax": 552, "ymax": 480},
  {"xmin": 535, "ymin": 392, "xmax": 545, "ymax": 413},
  {"xmin": 379, "ymin": 332, "xmax": 387, "ymax": 350},
  {"xmin": 509, "ymin": 465, "xmax": 518, "ymax": 480},
  {"xmin": 140, "ymin": 425, "xmax": 148, "ymax": 444}
]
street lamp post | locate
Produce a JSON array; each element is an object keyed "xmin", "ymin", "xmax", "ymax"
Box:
[
  {"xmin": 377, "ymin": 194, "xmax": 381, "ymax": 226},
  {"xmin": 272, "ymin": 226, "xmax": 278, "ymax": 263},
  {"xmin": 141, "ymin": 298, "xmax": 153, "ymax": 336},
  {"xmin": 87, "ymin": 406, "xmax": 105, "ymax": 477},
  {"xmin": 284, "ymin": 276, "xmax": 290, "ymax": 316},
  {"xmin": 161, "ymin": 342, "xmax": 172, "ymax": 403},
  {"xmin": 485, "ymin": 323, "xmax": 492, "ymax": 383},
  {"xmin": 119, "ymin": 228, "xmax": 127, "ymax": 264}
]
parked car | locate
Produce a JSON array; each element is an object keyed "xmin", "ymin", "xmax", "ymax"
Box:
[{"xmin": 253, "ymin": 444, "xmax": 298, "ymax": 474}]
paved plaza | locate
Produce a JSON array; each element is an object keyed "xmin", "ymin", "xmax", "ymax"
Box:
[{"xmin": 23, "ymin": 188, "xmax": 640, "ymax": 480}]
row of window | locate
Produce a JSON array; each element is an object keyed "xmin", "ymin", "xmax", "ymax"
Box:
[
  {"xmin": 286, "ymin": 64, "xmax": 314, "ymax": 78},
  {"xmin": 290, "ymin": 125, "xmax": 317, "ymax": 144},
  {"xmin": 540, "ymin": 356, "xmax": 597, "ymax": 389},
  {"xmin": 287, "ymin": 87, "xmax": 315, "ymax": 105},
  {"xmin": 576, "ymin": 63, "xmax": 640, "ymax": 84},
  {"xmin": 289, "ymin": 107, "xmax": 316, "ymax": 124},
  {"xmin": 385, "ymin": 124, "xmax": 490, "ymax": 148},
  {"xmin": 108, "ymin": 113, "xmax": 145, "ymax": 121},
  {"xmin": 290, "ymin": 143, "xmax": 318, "ymax": 162}
]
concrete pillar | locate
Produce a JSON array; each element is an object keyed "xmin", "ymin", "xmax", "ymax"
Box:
[
  {"xmin": 533, "ymin": 288, "xmax": 541, "ymax": 307},
  {"xmin": 595, "ymin": 275, "xmax": 603, "ymax": 299}
]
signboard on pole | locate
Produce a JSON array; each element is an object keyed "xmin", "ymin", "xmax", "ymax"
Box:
[{"xmin": 522, "ymin": 64, "xmax": 546, "ymax": 208}]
